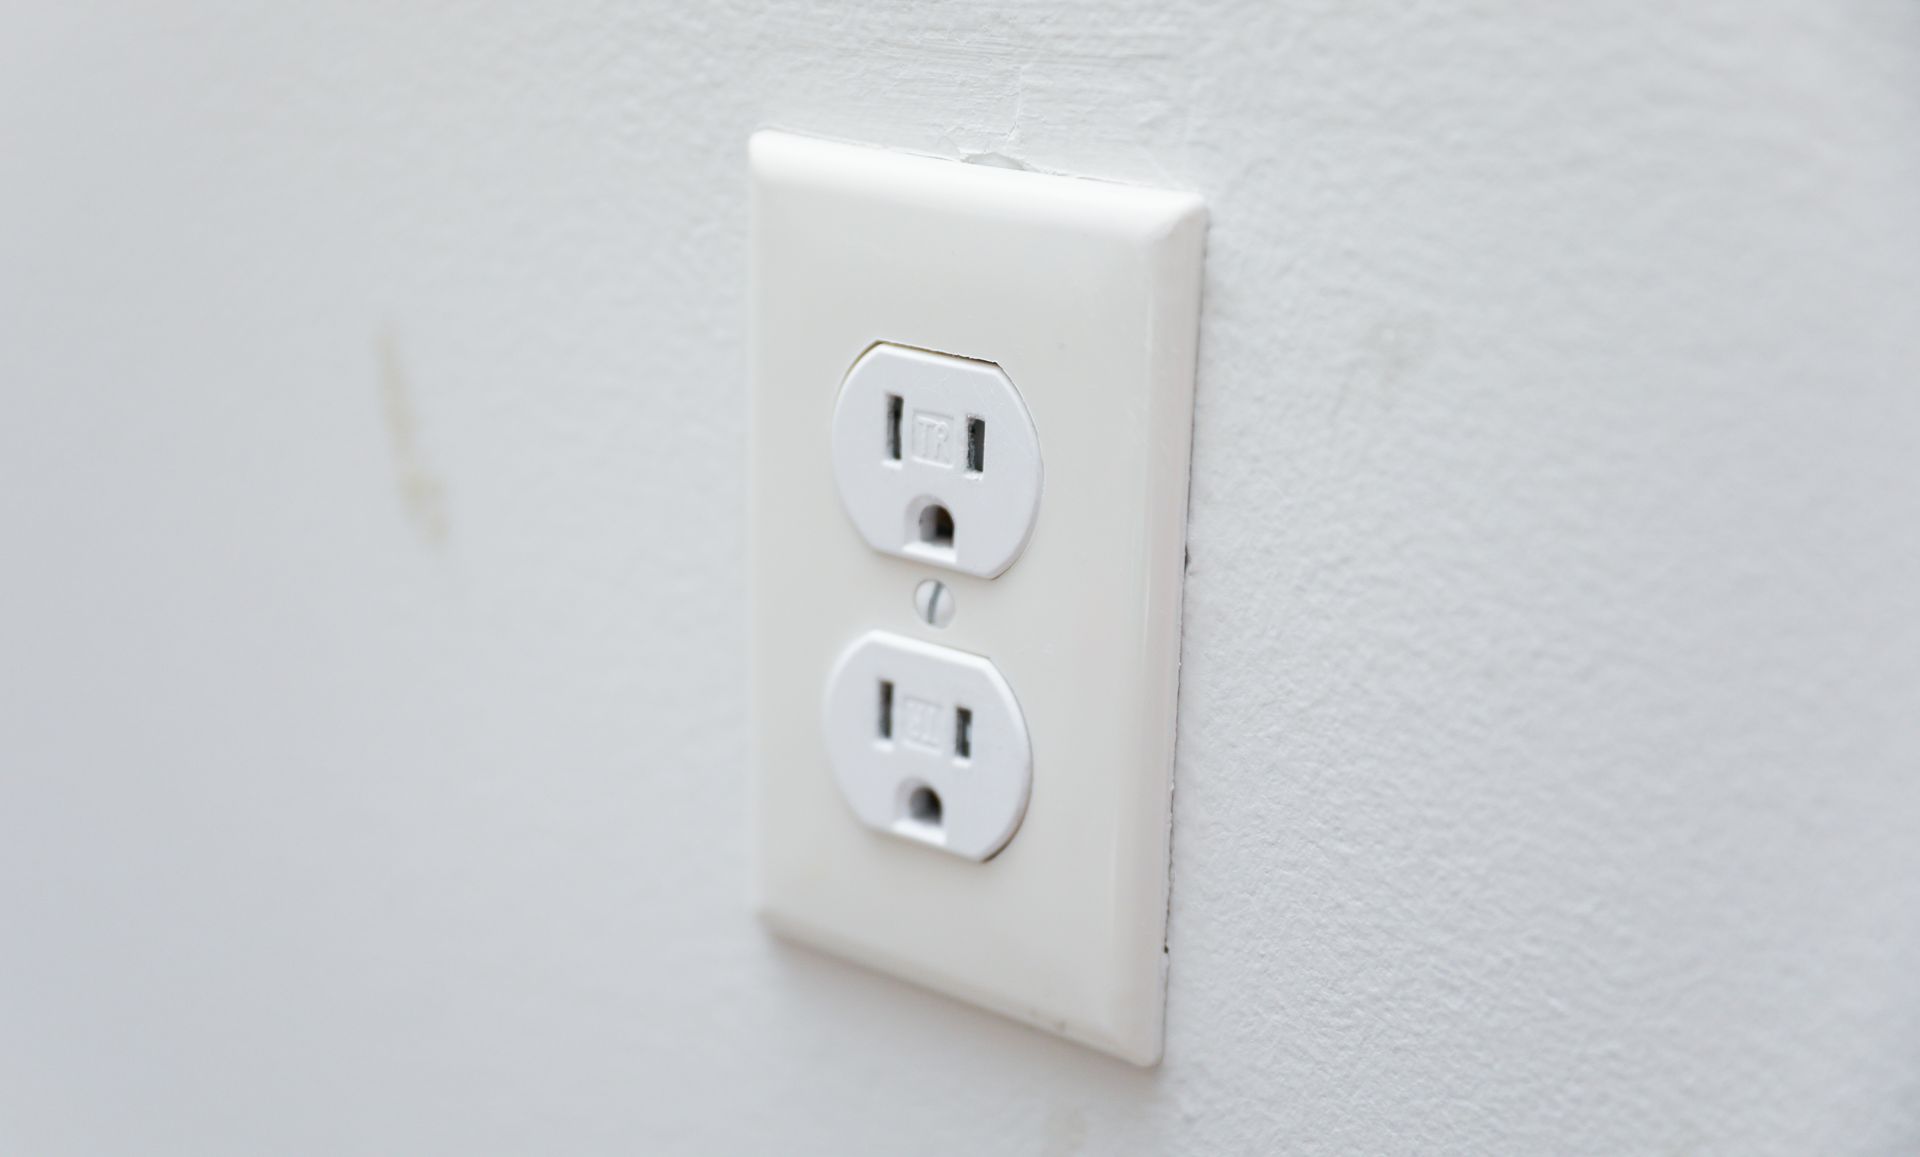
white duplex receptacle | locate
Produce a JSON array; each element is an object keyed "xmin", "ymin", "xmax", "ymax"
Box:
[{"xmin": 750, "ymin": 131, "xmax": 1206, "ymax": 1065}]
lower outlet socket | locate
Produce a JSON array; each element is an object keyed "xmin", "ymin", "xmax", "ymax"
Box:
[{"xmin": 822, "ymin": 630, "xmax": 1031, "ymax": 862}]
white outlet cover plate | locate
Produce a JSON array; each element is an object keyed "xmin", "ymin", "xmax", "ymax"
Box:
[{"xmin": 749, "ymin": 131, "xmax": 1206, "ymax": 1066}]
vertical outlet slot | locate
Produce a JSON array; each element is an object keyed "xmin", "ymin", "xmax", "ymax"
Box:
[
  {"xmin": 966, "ymin": 417, "xmax": 985, "ymax": 474},
  {"xmin": 886, "ymin": 394, "xmax": 903, "ymax": 461},
  {"xmin": 954, "ymin": 706, "xmax": 972, "ymax": 760},
  {"xmin": 878, "ymin": 680, "xmax": 894, "ymax": 740}
]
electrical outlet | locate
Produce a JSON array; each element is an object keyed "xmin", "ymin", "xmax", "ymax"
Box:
[
  {"xmin": 831, "ymin": 342, "xmax": 1043, "ymax": 578},
  {"xmin": 749, "ymin": 131, "xmax": 1206, "ymax": 1066},
  {"xmin": 823, "ymin": 630, "xmax": 1031, "ymax": 862}
]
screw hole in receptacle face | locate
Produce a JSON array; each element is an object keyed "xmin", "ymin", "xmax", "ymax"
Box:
[
  {"xmin": 907, "ymin": 785, "xmax": 943, "ymax": 828},
  {"xmin": 918, "ymin": 503, "xmax": 954, "ymax": 548}
]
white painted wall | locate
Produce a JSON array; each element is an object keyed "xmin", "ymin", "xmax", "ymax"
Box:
[{"xmin": 3, "ymin": 2, "xmax": 1917, "ymax": 1152}]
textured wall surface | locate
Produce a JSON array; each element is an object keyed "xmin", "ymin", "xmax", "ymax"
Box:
[{"xmin": 3, "ymin": 2, "xmax": 1918, "ymax": 1153}]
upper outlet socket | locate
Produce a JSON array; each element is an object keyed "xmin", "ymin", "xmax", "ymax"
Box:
[{"xmin": 830, "ymin": 343, "xmax": 1042, "ymax": 579}]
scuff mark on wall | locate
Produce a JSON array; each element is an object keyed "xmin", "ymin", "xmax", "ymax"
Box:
[{"xmin": 377, "ymin": 327, "xmax": 450, "ymax": 548}]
